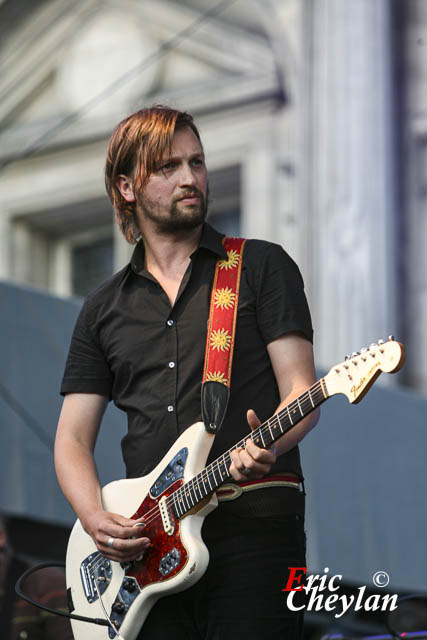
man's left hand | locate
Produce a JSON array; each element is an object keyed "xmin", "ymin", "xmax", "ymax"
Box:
[{"xmin": 229, "ymin": 409, "xmax": 277, "ymax": 481}]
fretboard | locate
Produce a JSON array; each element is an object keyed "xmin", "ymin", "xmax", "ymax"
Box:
[{"xmin": 168, "ymin": 378, "xmax": 329, "ymax": 519}]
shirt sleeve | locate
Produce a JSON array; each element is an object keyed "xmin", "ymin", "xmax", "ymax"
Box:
[
  {"xmin": 254, "ymin": 242, "xmax": 313, "ymax": 345},
  {"xmin": 60, "ymin": 299, "xmax": 113, "ymax": 398}
]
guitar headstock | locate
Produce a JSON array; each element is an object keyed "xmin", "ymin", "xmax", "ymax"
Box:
[{"xmin": 324, "ymin": 337, "xmax": 406, "ymax": 404}]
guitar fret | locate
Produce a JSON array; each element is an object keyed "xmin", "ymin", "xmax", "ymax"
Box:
[
  {"xmin": 200, "ymin": 476, "xmax": 208, "ymax": 496},
  {"xmin": 195, "ymin": 475, "xmax": 204, "ymax": 498},
  {"xmin": 224, "ymin": 454, "xmax": 231, "ymax": 479},
  {"xmin": 172, "ymin": 493, "xmax": 179, "ymax": 517},
  {"xmin": 192, "ymin": 478, "xmax": 200, "ymax": 500},
  {"xmin": 277, "ymin": 413, "xmax": 284, "ymax": 433},
  {"xmin": 267, "ymin": 419, "xmax": 274, "ymax": 441},
  {"xmin": 188, "ymin": 485, "xmax": 195, "ymax": 507},
  {"xmin": 175, "ymin": 495, "xmax": 183, "ymax": 517},
  {"xmin": 183, "ymin": 491, "xmax": 191, "ymax": 512},
  {"xmin": 206, "ymin": 470, "xmax": 213, "ymax": 492},
  {"xmin": 212, "ymin": 463, "xmax": 221, "ymax": 487},
  {"xmin": 300, "ymin": 395, "xmax": 311, "ymax": 415},
  {"xmin": 320, "ymin": 378, "xmax": 328, "ymax": 399},
  {"xmin": 297, "ymin": 397, "xmax": 303, "ymax": 417},
  {"xmin": 220, "ymin": 455, "xmax": 229, "ymax": 480},
  {"xmin": 202, "ymin": 476, "xmax": 209, "ymax": 496},
  {"xmin": 287, "ymin": 405, "xmax": 294, "ymax": 426},
  {"xmin": 308, "ymin": 388, "xmax": 315, "ymax": 408}
]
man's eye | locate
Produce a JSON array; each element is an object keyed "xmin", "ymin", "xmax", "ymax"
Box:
[{"xmin": 161, "ymin": 161, "xmax": 176, "ymax": 171}]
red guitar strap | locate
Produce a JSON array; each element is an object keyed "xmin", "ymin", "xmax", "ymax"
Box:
[{"xmin": 201, "ymin": 237, "xmax": 246, "ymax": 434}]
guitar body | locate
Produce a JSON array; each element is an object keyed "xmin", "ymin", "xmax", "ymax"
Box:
[{"xmin": 66, "ymin": 421, "xmax": 217, "ymax": 640}]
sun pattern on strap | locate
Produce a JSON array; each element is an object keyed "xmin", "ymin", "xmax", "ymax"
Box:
[
  {"xmin": 218, "ymin": 249, "xmax": 240, "ymax": 270},
  {"xmin": 210, "ymin": 328, "xmax": 232, "ymax": 352},
  {"xmin": 205, "ymin": 371, "xmax": 228, "ymax": 384},
  {"xmin": 213, "ymin": 287, "xmax": 236, "ymax": 310}
]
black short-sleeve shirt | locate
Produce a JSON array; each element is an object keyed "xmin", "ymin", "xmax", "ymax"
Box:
[{"xmin": 61, "ymin": 223, "xmax": 313, "ymax": 480}]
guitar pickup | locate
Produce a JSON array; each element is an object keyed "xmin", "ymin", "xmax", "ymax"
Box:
[{"xmin": 159, "ymin": 495, "xmax": 174, "ymax": 535}]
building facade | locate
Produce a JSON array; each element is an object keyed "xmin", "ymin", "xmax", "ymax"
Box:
[{"xmin": 0, "ymin": 0, "xmax": 425, "ymax": 392}]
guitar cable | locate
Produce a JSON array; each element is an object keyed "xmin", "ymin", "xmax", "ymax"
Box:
[
  {"xmin": 15, "ymin": 561, "xmax": 111, "ymax": 628},
  {"xmin": 97, "ymin": 580, "xmax": 126, "ymax": 640}
]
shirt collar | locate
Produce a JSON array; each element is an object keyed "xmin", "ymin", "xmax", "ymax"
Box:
[
  {"xmin": 193, "ymin": 222, "xmax": 228, "ymax": 259},
  {"xmin": 129, "ymin": 222, "xmax": 227, "ymax": 275}
]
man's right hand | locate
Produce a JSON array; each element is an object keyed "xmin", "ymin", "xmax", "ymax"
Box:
[{"xmin": 83, "ymin": 510, "xmax": 151, "ymax": 563}]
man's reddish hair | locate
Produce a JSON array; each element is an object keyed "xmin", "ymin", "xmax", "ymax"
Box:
[{"xmin": 105, "ymin": 105, "xmax": 202, "ymax": 244}]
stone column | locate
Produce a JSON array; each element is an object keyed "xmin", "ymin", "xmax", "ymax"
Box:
[
  {"xmin": 402, "ymin": 0, "xmax": 427, "ymax": 392},
  {"xmin": 0, "ymin": 210, "xmax": 11, "ymax": 281},
  {"xmin": 301, "ymin": 0, "xmax": 398, "ymax": 370}
]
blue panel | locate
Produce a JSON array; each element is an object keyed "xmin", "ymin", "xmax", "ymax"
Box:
[
  {"xmin": 301, "ymin": 374, "xmax": 427, "ymax": 592},
  {"xmin": 0, "ymin": 281, "xmax": 126, "ymax": 527}
]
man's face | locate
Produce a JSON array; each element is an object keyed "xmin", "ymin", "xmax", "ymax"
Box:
[{"xmin": 136, "ymin": 126, "xmax": 208, "ymax": 234}]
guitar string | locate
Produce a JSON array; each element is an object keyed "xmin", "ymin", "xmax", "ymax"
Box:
[
  {"xmin": 132, "ymin": 380, "xmax": 325, "ymax": 529},
  {"xmin": 167, "ymin": 380, "xmax": 325, "ymax": 517},
  {"xmin": 110, "ymin": 350, "xmax": 387, "ymax": 529},
  {"xmin": 90, "ymin": 382, "xmax": 326, "ymax": 567},
  {"xmin": 133, "ymin": 381, "xmax": 325, "ymax": 526},
  {"xmin": 143, "ymin": 381, "xmax": 324, "ymax": 527},
  {"xmin": 85, "ymin": 383, "xmax": 325, "ymax": 629}
]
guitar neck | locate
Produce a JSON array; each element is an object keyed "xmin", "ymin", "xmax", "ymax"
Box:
[{"xmin": 170, "ymin": 378, "xmax": 329, "ymax": 519}]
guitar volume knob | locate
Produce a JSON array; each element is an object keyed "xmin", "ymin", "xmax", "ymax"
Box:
[
  {"xmin": 112, "ymin": 602, "xmax": 125, "ymax": 614},
  {"xmin": 123, "ymin": 578, "xmax": 136, "ymax": 592}
]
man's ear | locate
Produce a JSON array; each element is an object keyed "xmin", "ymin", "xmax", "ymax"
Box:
[{"xmin": 116, "ymin": 175, "xmax": 136, "ymax": 202}]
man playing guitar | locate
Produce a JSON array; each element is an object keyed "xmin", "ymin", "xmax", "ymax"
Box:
[{"xmin": 55, "ymin": 105, "xmax": 319, "ymax": 639}]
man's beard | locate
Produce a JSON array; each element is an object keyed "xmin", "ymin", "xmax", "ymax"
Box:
[{"xmin": 137, "ymin": 187, "xmax": 208, "ymax": 233}]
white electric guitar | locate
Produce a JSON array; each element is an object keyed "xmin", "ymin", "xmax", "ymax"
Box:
[{"xmin": 66, "ymin": 338, "xmax": 405, "ymax": 640}]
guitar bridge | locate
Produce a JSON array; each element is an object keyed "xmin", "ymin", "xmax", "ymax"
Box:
[{"xmin": 80, "ymin": 552, "xmax": 112, "ymax": 603}]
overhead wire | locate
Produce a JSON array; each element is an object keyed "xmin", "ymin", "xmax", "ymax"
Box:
[
  {"xmin": 0, "ymin": 0, "xmax": 102, "ymax": 83},
  {"xmin": 0, "ymin": 0, "xmax": 239, "ymax": 175}
]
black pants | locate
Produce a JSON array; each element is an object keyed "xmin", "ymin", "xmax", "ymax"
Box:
[{"xmin": 138, "ymin": 490, "xmax": 306, "ymax": 640}]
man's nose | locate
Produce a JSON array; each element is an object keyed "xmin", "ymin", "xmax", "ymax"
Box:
[{"xmin": 177, "ymin": 162, "xmax": 197, "ymax": 186}]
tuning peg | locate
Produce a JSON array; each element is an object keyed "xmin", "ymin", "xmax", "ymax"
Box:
[
  {"xmin": 369, "ymin": 343, "xmax": 378, "ymax": 349},
  {"xmin": 388, "ymin": 335, "xmax": 395, "ymax": 341},
  {"xmin": 345, "ymin": 354, "xmax": 351, "ymax": 360},
  {"xmin": 352, "ymin": 351, "xmax": 360, "ymax": 357},
  {"xmin": 360, "ymin": 347, "xmax": 368, "ymax": 353},
  {"xmin": 378, "ymin": 339, "xmax": 385, "ymax": 345}
]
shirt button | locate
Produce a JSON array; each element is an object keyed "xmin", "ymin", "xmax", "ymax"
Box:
[
  {"xmin": 167, "ymin": 319, "xmax": 174, "ymax": 326},
  {"xmin": 167, "ymin": 405, "xmax": 174, "ymax": 412},
  {"xmin": 168, "ymin": 361, "xmax": 175, "ymax": 368}
]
